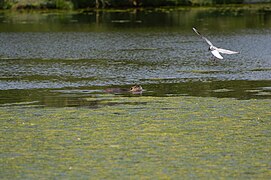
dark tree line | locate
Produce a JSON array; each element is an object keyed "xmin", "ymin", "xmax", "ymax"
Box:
[
  {"xmin": 71, "ymin": 0, "xmax": 190, "ymax": 8},
  {"xmin": 0, "ymin": 0, "xmax": 269, "ymax": 10}
]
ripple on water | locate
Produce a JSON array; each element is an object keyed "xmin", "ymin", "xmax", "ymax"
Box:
[{"xmin": 0, "ymin": 30, "xmax": 271, "ymax": 105}]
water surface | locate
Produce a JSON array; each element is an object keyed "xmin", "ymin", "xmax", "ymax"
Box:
[
  {"xmin": 0, "ymin": 29, "xmax": 271, "ymax": 106},
  {"xmin": 0, "ymin": 7, "xmax": 271, "ymax": 179},
  {"xmin": 0, "ymin": 8, "xmax": 271, "ymax": 107}
]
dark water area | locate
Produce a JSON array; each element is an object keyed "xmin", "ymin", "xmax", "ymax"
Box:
[
  {"xmin": 0, "ymin": 7, "xmax": 271, "ymax": 107},
  {"xmin": 1, "ymin": 6, "xmax": 271, "ymax": 32}
]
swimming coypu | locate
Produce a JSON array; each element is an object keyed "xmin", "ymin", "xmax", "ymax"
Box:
[{"xmin": 104, "ymin": 85, "xmax": 143, "ymax": 94}]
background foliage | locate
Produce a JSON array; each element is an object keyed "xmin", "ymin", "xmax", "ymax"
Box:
[{"xmin": 0, "ymin": 0, "xmax": 270, "ymax": 9}]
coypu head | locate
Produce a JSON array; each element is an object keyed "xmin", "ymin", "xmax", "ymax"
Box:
[{"xmin": 130, "ymin": 85, "xmax": 143, "ymax": 92}]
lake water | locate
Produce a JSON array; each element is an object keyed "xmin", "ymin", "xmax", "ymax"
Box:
[
  {"xmin": 0, "ymin": 7, "xmax": 271, "ymax": 106},
  {"xmin": 0, "ymin": 7, "xmax": 271, "ymax": 179}
]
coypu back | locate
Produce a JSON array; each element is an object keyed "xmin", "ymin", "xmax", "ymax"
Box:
[{"xmin": 104, "ymin": 88, "xmax": 129, "ymax": 93}]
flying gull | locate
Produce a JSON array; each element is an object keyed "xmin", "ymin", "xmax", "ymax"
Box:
[{"xmin": 192, "ymin": 27, "xmax": 239, "ymax": 59}]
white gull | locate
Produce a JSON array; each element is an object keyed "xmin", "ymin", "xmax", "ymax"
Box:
[{"xmin": 192, "ymin": 27, "xmax": 239, "ymax": 59}]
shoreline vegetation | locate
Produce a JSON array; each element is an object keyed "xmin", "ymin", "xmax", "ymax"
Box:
[{"xmin": 0, "ymin": 0, "xmax": 271, "ymax": 10}]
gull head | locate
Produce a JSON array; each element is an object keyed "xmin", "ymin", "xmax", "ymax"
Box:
[{"xmin": 209, "ymin": 46, "xmax": 216, "ymax": 51}]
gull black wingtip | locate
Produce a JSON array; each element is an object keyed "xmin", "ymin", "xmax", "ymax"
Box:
[{"xmin": 192, "ymin": 27, "xmax": 200, "ymax": 36}]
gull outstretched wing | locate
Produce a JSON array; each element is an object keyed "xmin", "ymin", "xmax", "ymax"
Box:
[
  {"xmin": 192, "ymin": 27, "xmax": 213, "ymax": 46},
  {"xmin": 217, "ymin": 48, "xmax": 239, "ymax": 54},
  {"xmin": 211, "ymin": 49, "xmax": 223, "ymax": 59}
]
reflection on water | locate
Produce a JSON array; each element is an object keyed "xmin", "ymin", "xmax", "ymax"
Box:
[
  {"xmin": 0, "ymin": 7, "xmax": 271, "ymax": 107},
  {"xmin": 0, "ymin": 80, "xmax": 271, "ymax": 107},
  {"xmin": 0, "ymin": 7, "xmax": 271, "ymax": 32}
]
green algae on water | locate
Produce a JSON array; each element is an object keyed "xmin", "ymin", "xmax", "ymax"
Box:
[{"xmin": 0, "ymin": 96, "xmax": 270, "ymax": 179}]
